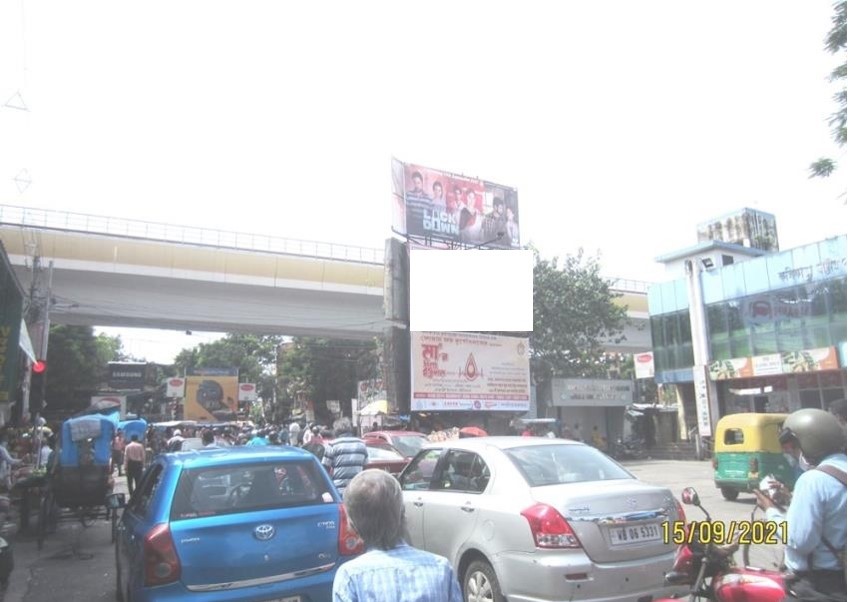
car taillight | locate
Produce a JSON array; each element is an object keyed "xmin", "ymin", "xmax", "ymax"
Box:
[
  {"xmin": 144, "ymin": 524, "xmax": 181, "ymax": 587},
  {"xmin": 712, "ymin": 456, "xmax": 717, "ymax": 470},
  {"xmin": 749, "ymin": 457, "xmax": 759, "ymax": 473},
  {"xmin": 338, "ymin": 504, "xmax": 364, "ymax": 555},
  {"xmin": 520, "ymin": 503, "xmax": 581, "ymax": 549},
  {"xmin": 675, "ymin": 499, "xmax": 686, "ymax": 524}
]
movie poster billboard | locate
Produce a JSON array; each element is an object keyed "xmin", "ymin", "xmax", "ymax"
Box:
[
  {"xmin": 185, "ymin": 368, "xmax": 238, "ymax": 422},
  {"xmin": 392, "ymin": 158, "xmax": 520, "ymax": 249},
  {"xmin": 410, "ymin": 332, "xmax": 530, "ymax": 412}
]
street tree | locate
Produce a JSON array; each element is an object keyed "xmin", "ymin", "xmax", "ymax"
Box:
[
  {"xmin": 530, "ymin": 248, "xmax": 629, "ymax": 395},
  {"xmin": 277, "ymin": 338, "xmax": 380, "ymax": 420},
  {"xmin": 44, "ymin": 325, "xmax": 128, "ymax": 412},
  {"xmin": 809, "ymin": 1, "xmax": 846, "ymax": 178}
]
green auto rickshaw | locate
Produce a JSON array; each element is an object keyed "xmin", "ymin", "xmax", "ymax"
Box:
[{"xmin": 713, "ymin": 412, "xmax": 798, "ymax": 501}]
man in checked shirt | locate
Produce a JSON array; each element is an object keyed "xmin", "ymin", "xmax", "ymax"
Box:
[{"xmin": 332, "ymin": 469, "xmax": 462, "ymax": 602}]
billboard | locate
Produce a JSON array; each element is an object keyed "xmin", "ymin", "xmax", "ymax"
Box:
[
  {"xmin": 165, "ymin": 377, "xmax": 186, "ymax": 398},
  {"xmin": 392, "ymin": 158, "xmax": 520, "ymax": 249},
  {"xmin": 409, "ymin": 249, "xmax": 533, "ymax": 332},
  {"xmin": 633, "ymin": 351, "xmax": 655, "ymax": 379},
  {"xmin": 410, "ymin": 332, "xmax": 530, "ymax": 412},
  {"xmin": 238, "ymin": 383, "xmax": 258, "ymax": 402},
  {"xmin": 185, "ymin": 368, "xmax": 238, "ymax": 422}
]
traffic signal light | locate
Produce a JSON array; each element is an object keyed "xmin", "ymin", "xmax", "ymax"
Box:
[{"xmin": 30, "ymin": 360, "xmax": 47, "ymax": 413}]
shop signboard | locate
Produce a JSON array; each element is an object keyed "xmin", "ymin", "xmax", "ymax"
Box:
[
  {"xmin": 392, "ymin": 158, "xmax": 520, "ymax": 249},
  {"xmin": 410, "ymin": 332, "xmax": 530, "ymax": 412},
  {"xmin": 551, "ymin": 378, "xmax": 634, "ymax": 407},
  {"xmin": 185, "ymin": 368, "xmax": 238, "ymax": 422},
  {"xmin": 165, "ymin": 377, "xmax": 186, "ymax": 398},
  {"xmin": 633, "ymin": 352, "xmax": 655, "ymax": 379},
  {"xmin": 238, "ymin": 383, "xmax": 257, "ymax": 402},
  {"xmin": 107, "ymin": 362, "xmax": 148, "ymax": 390},
  {"xmin": 693, "ymin": 365, "xmax": 712, "ymax": 437}
]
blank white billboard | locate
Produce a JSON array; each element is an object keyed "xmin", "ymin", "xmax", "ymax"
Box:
[{"xmin": 409, "ymin": 249, "xmax": 533, "ymax": 332}]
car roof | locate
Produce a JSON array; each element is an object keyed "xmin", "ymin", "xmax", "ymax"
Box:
[
  {"xmin": 421, "ymin": 436, "xmax": 585, "ymax": 452},
  {"xmin": 365, "ymin": 430, "xmax": 426, "ymax": 437},
  {"xmin": 165, "ymin": 445, "xmax": 315, "ymax": 469}
]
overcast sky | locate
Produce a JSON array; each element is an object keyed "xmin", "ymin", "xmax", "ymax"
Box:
[{"xmin": 1, "ymin": 1, "xmax": 845, "ymax": 363}]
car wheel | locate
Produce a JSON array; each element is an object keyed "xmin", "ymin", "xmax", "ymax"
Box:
[
  {"xmin": 464, "ymin": 559, "xmax": 504, "ymax": 602},
  {"xmin": 720, "ymin": 487, "xmax": 739, "ymax": 501}
]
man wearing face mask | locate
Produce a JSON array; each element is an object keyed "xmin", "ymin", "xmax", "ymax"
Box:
[{"xmin": 754, "ymin": 408, "xmax": 846, "ymax": 602}]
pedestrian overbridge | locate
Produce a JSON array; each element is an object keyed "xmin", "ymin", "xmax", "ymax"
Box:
[{"xmin": 0, "ymin": 206, "xmax": 651, "ymax": 350}]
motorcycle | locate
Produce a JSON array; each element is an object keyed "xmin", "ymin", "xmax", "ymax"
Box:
[
  {"xmin": 612, "ymin": 436, "xmax": 647, "ymax": 460},
  {"xmin": 656, "ymin": 487, "xmax": 785, "ymax": 602}
]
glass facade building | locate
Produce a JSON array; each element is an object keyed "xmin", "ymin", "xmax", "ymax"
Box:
[{"xmin": 648, "ymin": 235, "xmax": 847, "ymax": 414}]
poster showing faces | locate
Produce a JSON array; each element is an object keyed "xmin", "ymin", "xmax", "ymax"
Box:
[{"xmin": 392, "ymin": 158, "xmax": 519, "ymax": 249}]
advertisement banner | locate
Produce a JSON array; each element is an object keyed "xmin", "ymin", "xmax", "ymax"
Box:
[
  {"xmin": 710, "ymin": 347, "xmax": 839, "ymax": 380},
  {"xmin": 238, "ymin": 383, "xmax": 258, "ymax": 402},
  {"xmin": 185, "ymin": 371, "xmax": 238, "ymax": 422},
  {"xmin": 410, "ymin": 332, "xmax": 530, "ymax": 412},
  {"xmin": 166, "ymin": 377, "xmax": 186, "ymax": 398},
  {"xmin": 392, "ymin": 158, "xmax": 520, "ymax": 249},
  {"xmin": 357, "ymin": 378, "xmax": 386, "ymax": 406},
  {"xmin": 633, "ymin": 352, "xmax": 655, "ymax": 379},
  {"xmin": 781, "ymin": 347, "xmax": 839, "ymax": 373}
]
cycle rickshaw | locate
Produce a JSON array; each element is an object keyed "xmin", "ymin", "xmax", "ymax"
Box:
[{"xmin": 37, "ymin": 414, "xmax": 122, "ymax": 550}]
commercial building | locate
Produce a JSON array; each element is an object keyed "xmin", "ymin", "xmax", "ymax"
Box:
[{"xmin": 648, "ymin": 224, "xmax": 846, "ymax": 432}]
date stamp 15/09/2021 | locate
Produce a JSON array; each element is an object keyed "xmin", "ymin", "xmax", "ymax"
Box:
[{"xmin": 662, "ymin": 520, "xmax": 788, "ymax": 546}]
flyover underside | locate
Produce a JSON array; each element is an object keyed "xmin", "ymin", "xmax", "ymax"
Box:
[{"xmin": 14, "ymin": 266, "xmax": 388, "ymax": 341}]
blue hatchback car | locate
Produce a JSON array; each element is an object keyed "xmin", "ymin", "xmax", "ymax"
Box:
[{"xmin": 114, "ymin": 446, "xmax": 362, "ymax": 602}]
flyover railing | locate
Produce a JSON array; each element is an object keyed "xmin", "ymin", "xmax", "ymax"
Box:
[{"xmin": 0, "ymin": 204, "xmax": 385, "ymax": 264}]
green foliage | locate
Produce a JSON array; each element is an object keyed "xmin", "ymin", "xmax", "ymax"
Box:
[
  {"xmin": 277, "ymin": 338, "xmax": 380, "ymax": 418},
  {"xmin": 173, "ymin": 334, "xmax": 284, "ymax": 402},
  {"xmin": 45, "ymin": 326, "xmax": 127, "ymax": 410},
  {"xmin": 810, "ymin": 1, "xmax": 847, "ymax": 178},
  {"xmin": 530, "ymin": 248, "xmax": 628, "ymax": 386}
]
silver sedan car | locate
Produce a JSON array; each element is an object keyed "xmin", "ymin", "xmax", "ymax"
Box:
[{"xmin": 398, "ymin": 437, "xmax": 686, "ymax": 602}]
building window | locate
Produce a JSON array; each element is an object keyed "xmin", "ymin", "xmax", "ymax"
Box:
[{"xmin": 722, "ymin": 255, "xmax": 734, "ymax": 266}]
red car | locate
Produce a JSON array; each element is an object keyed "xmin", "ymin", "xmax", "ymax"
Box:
[
  {"xmin": 362, "ymin": 430, "xmax": 427, "ymax": 460},
  {"xmin": 364, "ymin": 441, "xmax": 408, "ymax": 476}
]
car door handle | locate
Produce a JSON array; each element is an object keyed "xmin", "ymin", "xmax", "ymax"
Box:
[
  {"xmin": 460, "ymin": 504, "xmax": 475, "ymax": 513},
  {"xmin": 413, "ymin": 498, "xmax": 424, "ymax": 507}
]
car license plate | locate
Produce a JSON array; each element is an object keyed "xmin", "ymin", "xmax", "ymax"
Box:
[{"xmin": 609, "ymin": 523, "xmax": 661, "ymax": 546}]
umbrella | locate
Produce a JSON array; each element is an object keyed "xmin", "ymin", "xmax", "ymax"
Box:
[{"xmin": 459, "ymin": 426, "xmax": 488, "ymax": 438}]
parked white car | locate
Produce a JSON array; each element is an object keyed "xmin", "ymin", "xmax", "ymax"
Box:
[{"xmin": 398, "ymin": 437, "xmax": 686, "ymax": 602}]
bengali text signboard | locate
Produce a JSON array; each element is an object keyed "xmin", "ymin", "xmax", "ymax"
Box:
[{"xmin": 410, "ymin": 332, "xmax": 530, "ymax": 412}]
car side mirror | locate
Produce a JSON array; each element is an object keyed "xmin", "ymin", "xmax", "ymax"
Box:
[
  {"xmin": 106, "ymin": 492, "xmax": 127, "ymax": 510},
  {"xmin": 681, "ymin": 487, "xmax": 700, "ymax": 506}
]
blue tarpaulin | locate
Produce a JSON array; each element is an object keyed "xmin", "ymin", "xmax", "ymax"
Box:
[
  {"xmin": 59, "ymin": 415, "xmax": 117, "ymax": 467},
  {"xmin": 118, "ymin": 419, "xmax": 148, "ymax": 443}
]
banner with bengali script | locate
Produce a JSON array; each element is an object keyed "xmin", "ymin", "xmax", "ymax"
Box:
[{"xmin": 411, "ymin": 331, "xmax": 530, "ymax": 412}]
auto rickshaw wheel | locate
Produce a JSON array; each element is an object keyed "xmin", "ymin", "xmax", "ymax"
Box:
[{"xmin": 720, "ymin": 487, "xmax": 739, "ymax": 501}]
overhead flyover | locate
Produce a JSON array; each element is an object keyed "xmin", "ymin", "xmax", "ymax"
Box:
[
  {"xmin": 0, "ymin": 206, "xmax": 388, "ymax": 341},
  {"xmin": 0, "ymin": 206, "xmax": 651, "ymax": 350}
]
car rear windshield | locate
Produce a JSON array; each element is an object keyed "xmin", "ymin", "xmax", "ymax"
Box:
[
  {"xmin": 504, "ymin": 444, "xmax": 633, "ymax": 487},
  {"xmin": 391, "ymin": 436, "xmax": 425, "ymax": 457},
  {"xmin": 170, "ymin": 460, "xmax": 333, "ymax": 521},
  {"xmin": 367, "ymin": 445, "xmax": 404, "ymax": 460}
]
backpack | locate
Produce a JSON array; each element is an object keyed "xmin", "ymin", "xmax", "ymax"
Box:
[{"xmin": 813, "ymin": 465, "xmax": 847, "ymax": 570}]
